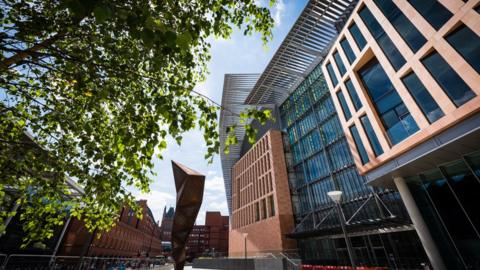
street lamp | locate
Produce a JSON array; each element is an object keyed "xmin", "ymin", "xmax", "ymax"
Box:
[
  {"xmin": 242, "ymin": 233, "xmax": 248, "ymax": 259},
  {"xmin": 327, "ymin": 190, "xmax": 356, "ymax": 270}
]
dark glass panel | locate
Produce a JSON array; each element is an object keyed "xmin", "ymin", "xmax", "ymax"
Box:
[
  {"xmin": 408, "ymin": 0, "xmax": 452, "ymax": 30},
  {"xmin": 345, "ymin": 79, "xmax": 362, "ymax": 111},
  {"xmin": 360, "ymin": 115, "xmax": 383, "ymax": 156},
  {"xmin": 445, "ymin": 24, "xmax": 480, "ymax": 74},
  {"xmin": 422, "ymin": 51, "xmax": 476, "ymax": 107},
  {"xmin": 333, "ymin": 51, "xmax": 347, "ymax": 76},
  {"xmin": 406, "ymin": 176, "xmax": 467, "ymax": 269},
  {"xmin": 326, "ymin": 62, "xmax": 338, "ymax": 86},
  {"xmin": 421, "ymin": 168, "xmax": 480, "ymax": 268},
  {"xmin": 349, "ymin": 125, "xmax": 369, "ymax": 164},
  {"xmin": 337, "ymin": 91, "xmax": 352, "ymax": 120},
  {"xmin": 359, "ymin": 58, "xmax": 419, "ymax": 145},
  {"xmin": 402, "ymin": 72, "xmax": 444, "ymax": 123},
  {"xmin": 358, "ymin": 6, "xmax": 406, "ymax": 70},
  {"xmin": 466, "ymin": 152, "xmax": 480, "ymax": 178},
  {"xmin": 442, "ymin": 160, "xmax": 480, "ymax": 233},
  {"xmin": 340, "ymin": 38, "xmax": 356, "ymax": 64},
  {"xmin": 349, "ymin": 23, "xmax": 367, "ymax": 50},
  {"xmin": 373, "ymin": 0, "xmax": 426, "ymax": 52}
]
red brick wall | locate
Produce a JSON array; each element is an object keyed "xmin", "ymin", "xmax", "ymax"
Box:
[
  {"xmin": 229, "ymin": 130, "xmax": 296, "ymax": 257},
  {"xmin": 59, "ymin": 200, "xmax": 162, "ymax": 257}
]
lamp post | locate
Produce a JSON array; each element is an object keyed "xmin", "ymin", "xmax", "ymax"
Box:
[
  {"xmin": 327, "ymin": 190, "xmax": 356, "ymax": 270},
  {"xmin": 242, "ymin": 233, "xmax": 248, "ymax": 259}
]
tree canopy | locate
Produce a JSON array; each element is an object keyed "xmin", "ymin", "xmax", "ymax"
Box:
[{"xmin": 0, "ymin": 0, "xmax": 274, "ymax": 246}]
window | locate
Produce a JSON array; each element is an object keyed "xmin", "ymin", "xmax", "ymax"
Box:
[
  {"xmin": 402, "ymin": 72, "xmax": 444, "ymax": 123},
  {"xmin": 445, "ymin": 24, "xmax": 480, "ymax": 74},
  {"xmin": 336, "ymin": 91, "xmax": 352, "ymax": 121},
  {"xmin": 359, "ymin": 58, "xmax": 419, "ymax": 145},
  {"xmin": 359, "ymin": 6, "xmax": 406, "ymax": 71},
  {"xmin": 345, "ymin": 79, "xmax": 362, "ymax": 111},
  {"xmin": 373, "ymin": 0, "xmax": 426, "ymax": 52},
  {"xmin": 408, "ymin": 0, "xmax": 452, "ymax": 30},
  {"xmin": 261, "ymin": 199, "xmax": 267, "ymax": 220},
  {"xmin": 255, "ymin": 202, "xmax": 259, "ymax": 222},
  {"xmin": 422, "ymin": 51, "xmax": 476, "ymax": 107},
  {"xmin": 349, "ymin": 23, "xmax": 367, "ymax": 50},
  {"xmin": 360, "ymin": 115, "xmax": 383, "ymax": 156},
  {"xmin": 326, "ymin": 62, "xmax": 338, "ymax": 86},
  {"xmin": 349, "ymin": 125, "xmax": 369, "ymax": 164},
  {"xmin": 333, "ymin": 51, "xmax": 347, "ymax": 76},
  {"xmin": 268, "ymin": 195, "xmax": 275, "ymax": 217},
  {"xmin": 340, "ymin": 38, "xmax": 356, "ymax": 64}
]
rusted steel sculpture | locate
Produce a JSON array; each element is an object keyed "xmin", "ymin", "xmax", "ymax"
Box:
[{"xmin": 171, "ymin": 161, "xmax": 205, "ymax": 270}]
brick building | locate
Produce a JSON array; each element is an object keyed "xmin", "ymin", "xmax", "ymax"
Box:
[
  {"xmin": 159, "ymin": 209, "xmax": 229, "ymax": 258},
  {"xmin": 59, "ymin": 200, "xmax": 162, "ymax": 257},
  {"xmin": 229, "ymin": 130, "xmax": 296, "ymax": 257}
]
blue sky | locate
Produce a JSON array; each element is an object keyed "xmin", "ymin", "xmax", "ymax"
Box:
[{"xmin": 134, "ymin": 0, "xmax": 308, "ymax": 225}]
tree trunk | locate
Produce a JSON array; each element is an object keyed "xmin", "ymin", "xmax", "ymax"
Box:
[{"xmin": 0, "ymin": 32, "xmax": 66, "ymax": 71}]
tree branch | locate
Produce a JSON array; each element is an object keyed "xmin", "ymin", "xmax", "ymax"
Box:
[{"xmin": 0, "ymin": 32, "xmax": 66, "ymax": 71}]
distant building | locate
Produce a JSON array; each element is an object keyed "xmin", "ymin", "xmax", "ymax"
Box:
[
  {"xmin": 59, "ymin": 200, "xmax": 162, "ymax": 257},
  {"xmin": 229, "ymin": 130, "xmax": 296, "ymax": 257},
  {"xmin": 159, "ymin": 206, "xmax": 175, "ymax": 245},
  {"xmin": 159, "ymin": 208, "xmax": 229, "ymax": 258}
]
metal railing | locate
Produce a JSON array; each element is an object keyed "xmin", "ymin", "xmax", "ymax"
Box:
[{"xmin": 0, "ymin": 254, "xmax": 168, "ymax": 270}]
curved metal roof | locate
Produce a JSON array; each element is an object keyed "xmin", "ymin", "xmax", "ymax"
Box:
[
  {"xmin": 245, "ymin": 0, "xmax": 356, "ymax": 105},
  {"xmin": 219, "ymin": 74, "xmax": 260, "ymax": 215}
]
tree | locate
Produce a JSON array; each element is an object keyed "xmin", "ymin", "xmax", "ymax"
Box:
[{"xmin": 0, "ymin": 0, "xmax": 274, "ymax": 247}]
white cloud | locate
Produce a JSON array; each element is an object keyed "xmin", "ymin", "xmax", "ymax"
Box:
[
  {"xmin": 274, "ymin": 0, "xmax": 286, "ymax": 26},
  {"xmin": 205, "ymin": 175, "xmax": 225, "ymax": 193},
  {"xmin": 134, "ymin": 190, "xmax": 176, "ymax": 223}
]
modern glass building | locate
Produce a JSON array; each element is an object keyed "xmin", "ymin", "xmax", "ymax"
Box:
[
  {"xmin": 321, "ymin": 0, "xmax": 480, "ymax": 269},
  {"xmin": 278, "ymin": 64, "xmax": 426, "ymax": 267}
]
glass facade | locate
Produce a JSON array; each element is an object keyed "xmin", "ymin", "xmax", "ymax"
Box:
[
  {"xmin": 336, "ymin": 90, "xmax": 351, "ymax": 120},
  {"xmin": 358, "ymin": 6, "xmax": 406, "ymax": 71},
  {"xmin": 280, "ymin": 64, "xmax": 427, "ymax": 268},
  {"xmin": 340, "ymin": 38, "xmax": 356, "ymax": 64},
  {"xmin": 349, "ymin": 23, "xmax": 367, "ymax": 51},
  {"xmin": 333, "ymin": 51, "xmax": 346, "ymax": 76},
  {"xmin": 358, "ymin": 58, "xmax": 419, "ymax": 145},
  {"xmin": 344, "ymin": 79, "xmax": 362, "ymax": 111},
  {"xmin": 406, "ymin": 151, "xmax": 480, "ymax": 269},
  {"xmin": 401, "ymin": 72, "xmax": 444, "ymax": 123},
  {"xmin": 350, "ymin": 124, "xmax": 369, "ymax": 164},
  {"xmin": 445, "ymin": 24, "xmax": 480, "ymax": 74},
  {"xmin": 422, "ymin": 51, "xmax": 476, "ymax": 107},
  {"xmin": 407, "ymin": 0, "xmax": 452, "ymax": 30},
  {"xmin": 373, "ymin": 0, "xmax": 426, "ymax": 52},
  {"xmin": 360, "ymin": 115, "xmax": 383, "ymax": 157},
  {"xmin": 326, "ymin": 62, "xmax": 338, "ymax": 86}
]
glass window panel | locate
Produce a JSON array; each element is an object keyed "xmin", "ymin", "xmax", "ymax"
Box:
[
  {"xmin": 373, "ymin": 0, "xmax": 426, "ymax": 52},
  {"xmin": 333, "ymin": 51, "xmax": 347, "ymax": 76},
  {"xmin": 421, "ymin": 169, "xmax": 480, "ymax": 268},
  {"xmin": 442, "ymin": 160, "xmax": 480, "ymax": 233},
  {"xmin": 360, "ymin": 115, "xmax": 383, "ymax": 156},
  {"xmin": 402, "ymin": 72, "xmax": 444, "ymax": 123},
  {"xmin": 422, "ymin": 51, "xmax": 476, "ymax": 107},
  {"xmin": 344, "ymin": 79, "xmax": 362, "ymax": 111},
  {"xmin": 340, "ymin": 38, "xmax": 356, "ymax": 64},
  {"xmin": 408, "ymin": 0, "xmax": 452, "ymax": 30},
  {"xmin": 406, "ymin": 176, "xmax": 466, "ymax": 269},
  {"xmin": 336, "ymin": 91, "xmax": 352, "ymax": 121},
  {"xmin": 359, "ymin": 6, "xmax": 406, "ymax": 71},
  {"xmin": 445, "ymin": 24, "xmax": 480, "ymax": 74},
  {"xmin": 349, "ymin": 23, "xmax": 367, "ymax": 50},
  {"xmin": 349, "ymin": 125, "xmax": 369, "ymax": 164},
  {"xmin": 326, "ymin": 62, "xmax": 338, "ymax": 86},
  {"xmin": 466, "ymin": 152, "xmax": 480, "ymax": 178},
  {"xmin": 359, "ymin": 58, "xmax": 419, "ymax": 145}
]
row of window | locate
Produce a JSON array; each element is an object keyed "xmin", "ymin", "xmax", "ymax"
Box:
[
  {"xmin": 325, "ymin": 1, "xmax": 479, "ymax": 163},
  {"xmin": 232, "ymin": 195, "xmax": 275, "ymax": 229}
]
